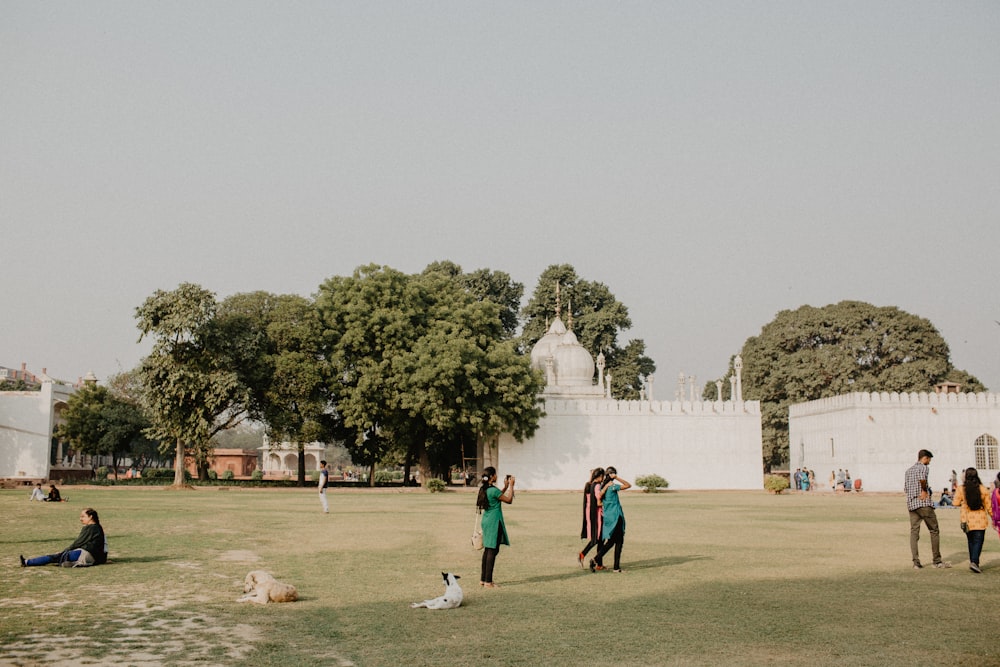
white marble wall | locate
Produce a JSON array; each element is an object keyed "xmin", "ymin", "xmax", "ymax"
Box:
[
  {"xmin": 0, "ymin": 381, "xmax": 73, "ymax": 479},
  {"xmin": 789, "ymin": 392, "xmax": 1000, "ymax": 492},
  {"xmin": 497, "ymin": 399, "xmax": 763, "ymax": 490}
]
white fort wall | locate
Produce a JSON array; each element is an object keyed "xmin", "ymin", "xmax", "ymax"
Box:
[
  {"xmin": 0, "ymin": 381, "xmax": 73, "ymax": 480},
  {"xmin": 789, "ymin": 392, "xmax": 1000, "ymax": 493},
  {"xmin": 496, "ymin": 398, "xmax": 763, "ymax": 490}
]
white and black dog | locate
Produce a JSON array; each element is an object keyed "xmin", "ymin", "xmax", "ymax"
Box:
[{"xmin": 410, "ymin": 572, "xmax": 463, "ymax": 609}]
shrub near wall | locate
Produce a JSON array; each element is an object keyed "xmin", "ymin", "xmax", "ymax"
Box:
[{"xmin": 764, "ymin": 475, "xmax": 790, "ymax": 494}]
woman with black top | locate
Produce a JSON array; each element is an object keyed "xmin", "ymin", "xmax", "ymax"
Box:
[
  {"xmin": 579, "ymin": 468, "xmax": 605, "ymax": 569},
  {"xmin": 21, "ymin": 507, "xmax": 107, "ymax": 567}
]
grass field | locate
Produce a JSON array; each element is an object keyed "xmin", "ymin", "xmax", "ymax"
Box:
[{"xmin": 2, "ymin": 485, "xmax": 998, "ymax": 667}]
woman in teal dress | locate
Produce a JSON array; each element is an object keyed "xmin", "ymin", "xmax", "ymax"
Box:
[
  {"xmin": 591, "ymin": 466, "xmax": 631, "ymax": 573},
  {"xmin": 477, "ymin": 466, "xmax": 515, "ymax": 588}
]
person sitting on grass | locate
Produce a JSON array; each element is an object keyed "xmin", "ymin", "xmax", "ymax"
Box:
[
  {"xmin": 937, "ymin": 488, "xmax": 953, "ymax": 507},
  {"xmin": 29, "ymin": 484, "xmax": 45, "ymax": 501},
  {"xmin": 20, "ymin": 508, "xmax": 107, "ymax": 568},
  {"xmin": 45, "ymin": 484, "xmax": 62, "ymax": 502}
]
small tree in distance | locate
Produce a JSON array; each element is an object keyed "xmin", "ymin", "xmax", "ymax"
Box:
[{"xmin": 635, "ymin": 474, "xmax": 669, "ymax": 493}]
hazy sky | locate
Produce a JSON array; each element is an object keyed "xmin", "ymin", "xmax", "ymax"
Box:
[{"xmin": 3, "ymin": 2, "xmax": 999, "ymax": 393}]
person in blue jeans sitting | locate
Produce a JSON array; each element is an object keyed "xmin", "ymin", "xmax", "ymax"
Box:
[{"xmin": 20, "ymin": 508, "xmax": 107, "ymax": 568}]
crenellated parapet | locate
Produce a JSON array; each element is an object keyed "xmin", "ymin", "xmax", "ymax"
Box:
[
  {"xmin": 541, "ymin": 398, "xmax": 761, "ymax": 416},
  {"xmin": 790, "ymin": 391, "xmax": 1000, "ymax": 417}
]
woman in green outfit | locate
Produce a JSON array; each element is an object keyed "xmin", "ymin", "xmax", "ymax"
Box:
[
  {"xmin": 591, "ymin": 466, "xmax": 631, "ymax": 573},
  {"xmin": 477, "ymin": 466, "xmax": 515, "ymax": 588}
]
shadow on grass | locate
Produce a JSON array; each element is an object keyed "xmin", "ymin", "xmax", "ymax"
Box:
[
  {"xmin": 503, "ymin": 554, "xmax": 709, "ymax": 586},
  {"xmin": 107, "ymin": 555, "xmax": 174, "ymax": 564}
]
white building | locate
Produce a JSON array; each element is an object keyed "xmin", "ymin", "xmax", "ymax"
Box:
[
  {"xmin": 0, "ymin": 376, "xmax": 75, "ymax": 481},
  {"xmin": 490, "ymin": 311, "xmax": 764, "ymax": 490},
  {"xmin": 789, "ymin": 390, "xmax": 1000, "ymax": 492},
  {"xmin": 259, "ymin": 435, "xmax": 327, "ymax": 477}
]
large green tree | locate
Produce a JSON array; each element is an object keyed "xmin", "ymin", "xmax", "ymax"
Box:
[
  {"xmin": 422, "ymin": 261, "xmax": 525, "ymax": 340},
  {"xmin": 521, "ymin": 264, "xmax": 656, "ymax": 399},
  {"xmin": 54, "ymin": 382, "xmax": 153, "ymax": 477},
  {"xmin": 135, "ymin": 283, "xmax": 249, "ymax": 486},
  {"xmin": 315, "ymin": 264, "xmax": 544, "ymax": 485},
  {"xmin": 724, "ymin": 301, "xmax": 986, "ymax": 471},
  {"xmin": 216, "ymin": 291, "xmax": 336, "ymax": 485}
]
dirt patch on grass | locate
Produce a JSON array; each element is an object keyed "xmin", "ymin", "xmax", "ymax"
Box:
[
  {"xmin": 0, "ymin": 602, "xmax": 263, "ymax": 666},
  {"xmin": 217, "ymin": 550, "xmax": 260, "ymax": 562}
]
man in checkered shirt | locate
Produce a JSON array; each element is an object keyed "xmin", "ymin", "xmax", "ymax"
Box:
[{"xmin": 904, "ymin": 449, "xmax": 950, "ymax": 569}]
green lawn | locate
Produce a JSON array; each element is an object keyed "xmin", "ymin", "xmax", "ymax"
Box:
[{"xmin": 2, "ymin": 486, "xmax": 998, "ymax": 666}]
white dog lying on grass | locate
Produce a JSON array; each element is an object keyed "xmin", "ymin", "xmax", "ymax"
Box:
[
  {"xmin": 410, "ymin": 572, "xmax": 463, "ymax": 609},
  {"xmin": 238, "ymin": 570, "xmax": 299, "ymax": 604}
]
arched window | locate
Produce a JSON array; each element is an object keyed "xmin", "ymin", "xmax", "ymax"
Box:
[{"xmin": 974, "ymin": 434, "xmax": 998, "ymax": 470}]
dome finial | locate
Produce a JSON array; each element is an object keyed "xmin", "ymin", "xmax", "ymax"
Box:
[
  {"xmin": 567, "ymin": 299, "xmax": 573, "ymax": 331},
  {"xmin": 554, "ymin": 281, "xmax": 562, "ymax": 320}
]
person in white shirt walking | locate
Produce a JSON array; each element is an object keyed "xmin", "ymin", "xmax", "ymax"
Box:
[{"xmin": 318, "ymin": 460, "xmax": 330, "ymax": 513}]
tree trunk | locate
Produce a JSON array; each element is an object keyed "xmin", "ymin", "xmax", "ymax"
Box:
[
  {"xmin": 297, "ymin": 441, "xmax": 306, "ymax": 486},
  {"xmin": 368, "ymin": 464, "xmax": 376, "ymax": 487},
  {"xmin": 403, "ymin": 448, "xmax": 413, "ymax": 488},
  {"xmin": 173, "ymin": 437, "xmax": 186, "ymax": 486},
  {"xmin": 416, "ymin": 442, "xmax": 432, "ymax": 489}
]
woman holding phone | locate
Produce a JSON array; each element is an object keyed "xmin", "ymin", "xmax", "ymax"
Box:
[{"xmin": 477, "ymin": 466, "xmax": 514, "ymax": 588}]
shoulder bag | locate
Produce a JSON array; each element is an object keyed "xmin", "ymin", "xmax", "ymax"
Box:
[{"xmin": 471, "ymin": 510, "xmax": 484, "ymax": 550}]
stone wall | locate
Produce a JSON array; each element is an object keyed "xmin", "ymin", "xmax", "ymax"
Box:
[
  {"xmin": 789, "ymin": 392, "xmax": 1000, "ymax": 492},
  {"xmin": 0, "ymin": 381, "xmax": 73, "ymax": 480},
  {"xmin": 497, "ymin": 398, "xmax": 763, "ymax": 490}
]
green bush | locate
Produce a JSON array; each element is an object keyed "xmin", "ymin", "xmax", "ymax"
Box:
[
  {"xmin": 764, "ymin": 474, "xmax": 790, "ymax": 494},
  {"xmin": 310, "ymin": 470, "xmax": 320, "ymax": 482},
  {"xmin": 141, "ymin": 468, "xmax": 192, "ymax": 482},
  {"xmin": 635, "ymin": 474, "xmax": 669, "ymax": 493},
  {"xmin": 426, "ymin": 478, "xmax": 447, "ymax": 493},
  {"xmin": 95, "ymin": 466, "xmax": 110, "ymax": 479},
  {"xmin": 374, "ymin": 469, "xmax": 402, "ymax": 484},
  {"xmin": 251, "ymin": 470, "xmax": 263, "ymax": 481},
  {"xmin": 208, "ymin": 470, "xmax": 218, "ymax": 480},
  {"xmin": 221, "ymin": 470, "xmax": 234, "ymax": 480}
]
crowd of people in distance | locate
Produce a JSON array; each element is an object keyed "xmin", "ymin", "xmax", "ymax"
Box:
[
  {"xmin": 830, "ymin": 468, "xmax": 860, "ymax": 492},
  {"xmin": 793, "ymin": 468, "xmax": 815, "ymax": 491}
]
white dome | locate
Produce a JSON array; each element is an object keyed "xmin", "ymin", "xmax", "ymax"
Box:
[
  {"xmin": 553, "ymin": 329, "xmax": 595, "ymax": 386},
  {"xmin": 530, "ymin": 318, "xmax": 567, "ymax": 371}
]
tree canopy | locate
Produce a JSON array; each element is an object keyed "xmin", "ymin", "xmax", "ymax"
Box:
[
  {"xmin": 521, "ymin": 264, "xmax": 655, "ymax": 399},
  {"xmin": 54, "ymin": 382, "xmax": 153, "ymax": 477},
  {"xmin": 215, "ymin": 291, "xmax": 336, "ymax": 484},
  {"xmin": 725, "ymin": 300, "xmax": 986, "ymax": 470},
  {"xmin": 123, "ymin": 264, "xmax": 651, "ymax": 483},
  {"xmin": 135, "ymin": 283, "xmax": 249, "ymax": 485},
  {"xmin": 315, "ymin": 264, "xmax": 544, "ymax": 483}
]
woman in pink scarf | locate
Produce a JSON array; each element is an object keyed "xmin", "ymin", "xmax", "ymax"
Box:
[{"xmin": 991, "ymin": 472, "xmax": 1000, "ymax": 542}]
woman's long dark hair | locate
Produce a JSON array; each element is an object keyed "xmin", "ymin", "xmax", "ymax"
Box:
[
  {"xmin": 477, "ymin": 467, "xmax": 496, "ymax": 511},
  {"xmin": 963, "ymin": 468, "xmax": 983, "ymax": 511},
  {"xmin": 584, "ymin": 467, "xmax": 605, "ymax": 493},
  {"xmin": 83, "ymin": 507, "xmax": 100, "ymax": 524}
]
